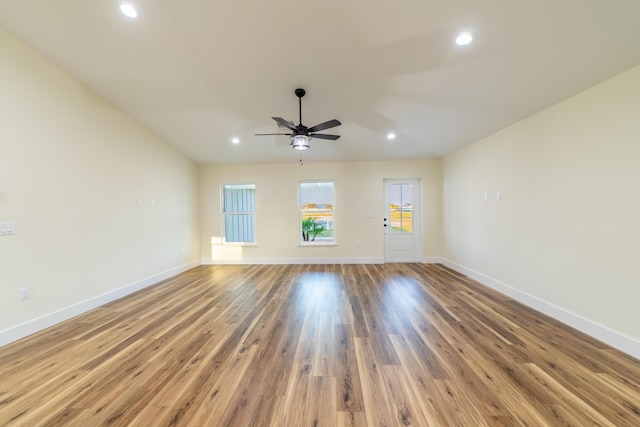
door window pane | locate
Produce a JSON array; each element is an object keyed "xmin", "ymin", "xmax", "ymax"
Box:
[{"xmin": 389, "ymin": 184, "xmax": 412, "ymax": 233}]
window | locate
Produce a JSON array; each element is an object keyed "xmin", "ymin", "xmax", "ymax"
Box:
[
  {"xmin": 223, "ymin": 184, "xmax": 255, "ymax": 244},
  {"xmin": 300, "ymin": 181, "xmax": 334, "ymax": 244}
]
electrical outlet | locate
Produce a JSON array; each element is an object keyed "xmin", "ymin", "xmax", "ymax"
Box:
[{"xmin": 19, "ymin": 287, "xmax": 31, "ymax": 301}]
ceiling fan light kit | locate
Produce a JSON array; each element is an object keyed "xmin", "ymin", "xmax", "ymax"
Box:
[
  {"xmin": 291, "ymin": 135, "xmax": 310, "ymax": 150},
  {"xmin": 255, "ymin": 88, "xmax": 341, "ymax": 152}
]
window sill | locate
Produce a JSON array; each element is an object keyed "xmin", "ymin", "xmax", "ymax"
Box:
[
  {"xmin": 223, "ymin": 242, "xmax": 257, "ymax": 247},
  {"xmin": 298, "ymin": 242, "xmax": 337, "ymax": 247}
]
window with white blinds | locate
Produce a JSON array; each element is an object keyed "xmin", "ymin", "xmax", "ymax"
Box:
[{"xmin": 223, "ymin": 184, "xmax": 256, "ymax": 243}]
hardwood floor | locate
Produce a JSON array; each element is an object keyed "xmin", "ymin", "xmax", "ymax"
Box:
[{"xmin": 0, "ymin": 263, "xmax": 639, "ymax": 426}]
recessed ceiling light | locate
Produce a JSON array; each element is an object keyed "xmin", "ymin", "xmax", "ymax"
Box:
[
  {"xmin": 387, "ymin": 133, "xmax": 396, "ymax": 140},
  {"xmin": 120, "ymin": 4, "xmax": 138, "ymax": 18},
  {"xmin": 231, "ymin": 137, "xmax": 240, "ymax": 144},
  {"xmin": 455, "ymin": 32, "xmax": 474, "ymax": 46}
]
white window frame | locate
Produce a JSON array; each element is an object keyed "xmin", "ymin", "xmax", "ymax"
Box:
[
  {"xmin": 299, "ymin": 180, "xmax": 336, "ymax": 246},
  {"xmin": 222, "ymin": 183, "xmax": 256, "ymax": 245}
]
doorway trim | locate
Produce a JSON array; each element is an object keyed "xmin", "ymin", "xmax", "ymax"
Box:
[{"xmin": 383, "ymin": 178, "xmax": 422, "ymax": 263}]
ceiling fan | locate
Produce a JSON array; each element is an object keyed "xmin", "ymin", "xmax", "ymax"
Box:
[{"xmin": 255, "ymin": 88, "xmax": 341, "ymax": 150}]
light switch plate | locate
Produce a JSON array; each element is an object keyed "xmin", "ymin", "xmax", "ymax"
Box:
[{"xmin": 0, "ymin": 222, "xmax": 15, "ymax": 235}]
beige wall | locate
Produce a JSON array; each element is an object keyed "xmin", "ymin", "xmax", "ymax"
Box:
[
  {"xmin": 443, "ymin": 65, "xmax": 640, "ymax": 353},
  {"xmin": 0, "ymin": 27, "xmax": 200, "ymax": 340},
  {"xmin": 2, "ymin": 18, "xmax": 637, "ymax": 358},
  {"xmin": 200, "ymin": 160, "xmax": 443, "ymax": 263}
]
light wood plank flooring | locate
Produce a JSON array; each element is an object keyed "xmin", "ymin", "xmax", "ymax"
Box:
[{"xmin": 0, "ymin": 264, "xmax": 639, "ymax": 426}]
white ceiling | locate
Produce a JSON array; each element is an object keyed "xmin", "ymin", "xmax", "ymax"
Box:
[{"xmin": 1, "ymin": 1, "xmax": 639, "ymax": 165}]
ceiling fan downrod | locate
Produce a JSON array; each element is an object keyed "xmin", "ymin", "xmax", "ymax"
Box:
[{"xmin": 295, "ymin": 88, "xmax": 305, "ymax": 125}]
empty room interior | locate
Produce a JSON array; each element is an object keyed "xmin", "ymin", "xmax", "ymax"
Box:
[{"xmin": 1, "ymin": 1, "xmax": 639, "ymax": 426}]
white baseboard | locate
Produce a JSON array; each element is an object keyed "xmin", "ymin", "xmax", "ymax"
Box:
[
  {"xmin": 6, "ymin": 257, "xmax": 636, "ymax": 360},
  {"xmin": 0, "ymin": 260, "xmax": 201, "ymax": 347},
  {"xmin": 202, "ymin": 256, "xmax": 443, "ymax": 265},
  {"xmin": 201, "ymin": 257, "xmax": 385, "ymax": 265},
  {"xmin": 440, "ymin": 258, "xmax": 640, "ymax": 360}
]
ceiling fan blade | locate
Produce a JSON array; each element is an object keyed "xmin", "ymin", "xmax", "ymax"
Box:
[
  {"xmin": 272, "ymin": 117, "xmax": 297, "ymax": 131},
  {"xmin": 254, "ymin": 133, "xmax": 292, "ymax": 136},
  {"xmin": 307, "ymin": 119, "xmax": 341, "ymax": 133},
  {"xmin": 310, "ymin": 133, "xmax": 340, "ymax": 140}
]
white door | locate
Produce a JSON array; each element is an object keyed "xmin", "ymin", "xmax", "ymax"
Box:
[{"xmin": 384, "ymin": 179, "xmax": 422, "ymax": 263}]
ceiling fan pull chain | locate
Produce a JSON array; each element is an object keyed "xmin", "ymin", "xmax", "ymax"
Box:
[{"xmin": 299, "ymin": 152, "xmax": 303, "ymax": 166}]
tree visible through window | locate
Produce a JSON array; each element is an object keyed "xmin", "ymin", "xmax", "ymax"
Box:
[
  {"xmin": 300, "ymin": 181, "xmax": 334, "ymax": 243},
  {"xmin": 223, "ymin": 184, "xmax": 255, "ymax": 243}
]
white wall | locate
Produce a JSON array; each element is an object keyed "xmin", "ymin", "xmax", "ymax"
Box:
[
  {"xmin": 0, "ymin": 27, "xmax": 200, "ymax": 344},
  {"xmin": 200, "ymin": 160, "xmax": 442, "ymax": 263},
  {"xmin": 443, "ymin": 65, "xmax": 640, "ymax": 357}
]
